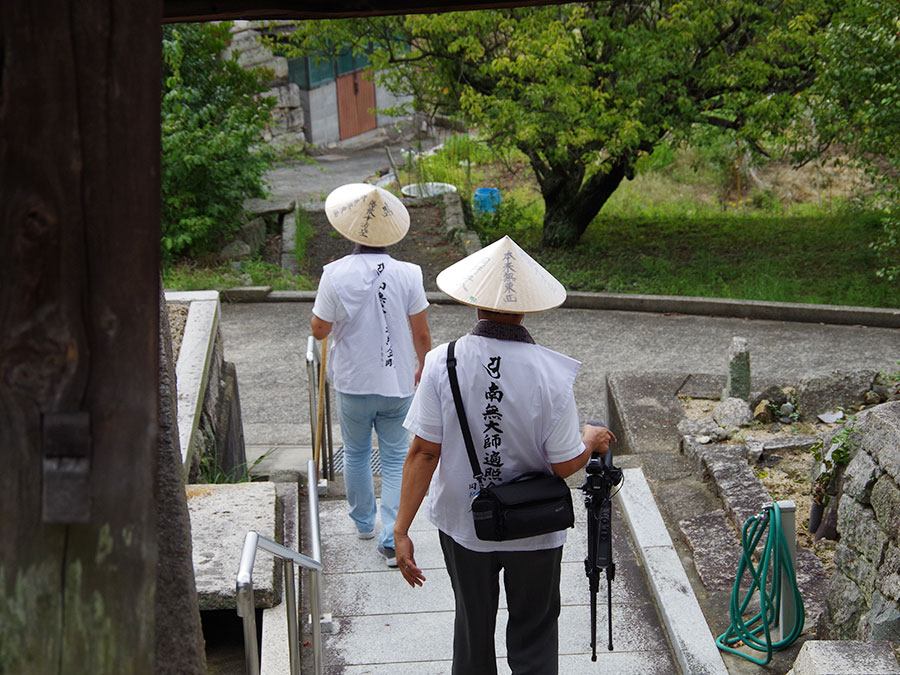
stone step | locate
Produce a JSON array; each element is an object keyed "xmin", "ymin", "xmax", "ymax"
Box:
[
  {"xmin": 678, "ymin": 510, "xmax": 743, "ymax": 592},
  {"xmin": 187, "ymin": 481, "xmax": 282, "ymax": 610},
  {"xmin": 787, "ymin": 640, "xmax": 900, "ymax": 674}
]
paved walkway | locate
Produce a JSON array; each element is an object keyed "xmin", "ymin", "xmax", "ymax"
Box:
[
  {"xmin": 220, "ymin": 129, "xmax": 899, "ymax": 673},
  {"xmin": 220, "ymin": 299, "xmax": 899, "ymax": 674}
]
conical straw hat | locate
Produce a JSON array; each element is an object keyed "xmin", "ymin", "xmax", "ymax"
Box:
[
  {"xmin": 325, "ymin": 183, "xmax": 410, "ymax": 246},
  {"xmin": 436, "ymin": 235, "xmax": 567, "ymax": 313}
]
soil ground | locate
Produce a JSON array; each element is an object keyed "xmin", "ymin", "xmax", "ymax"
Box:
[
  {"xmin": 680, "ymin": 397, "xmax": 840, "ymax": 573},
  {"xmin": 298, "ymin": 204, "xmax": 462, "ymax": 291}
]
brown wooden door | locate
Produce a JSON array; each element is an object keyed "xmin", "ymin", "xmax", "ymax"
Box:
[{"xmin": 336, "ymin": 69, "xmax": 376, "ymax": 140}]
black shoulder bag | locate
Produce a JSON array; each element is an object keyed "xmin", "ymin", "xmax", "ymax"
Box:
[{"xmin": 446, "ymin": 340, "xmax": 575, "ymax": 541}]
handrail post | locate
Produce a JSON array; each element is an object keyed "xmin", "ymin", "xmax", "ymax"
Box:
[
  {"xmin": 307, "ymin": 458, "xmax": 325, "ymax": 675},
  {"xmin": 285, "ymin": 562, "xmax": 300, "ymax": 675},
  {"xmin": 237, "ymin": 531, "xmax": 261, "ymax": 675}
]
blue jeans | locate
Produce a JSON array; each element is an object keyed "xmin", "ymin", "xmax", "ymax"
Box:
[{"xmin": 335, "ymin": 391, "xmax": 412, "ymax": 548}]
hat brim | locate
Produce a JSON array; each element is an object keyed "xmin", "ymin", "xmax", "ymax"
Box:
[
  {"xmin": 325, "ymin": 183, "xmax": 410, "ymax": 247},
  {"xmin": 436, "ymin": 236, "xmax": 567, "ymax": 313}
]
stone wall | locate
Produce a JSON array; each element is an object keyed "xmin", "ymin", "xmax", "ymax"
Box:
[
  {"xmin": 188, "ymin": 319, "xmax": 247, "ymax": 483},
  {"xmin": 223, "ymin": 23, "xmax": 304, "ymax": 140},
  {"xmin": 819, "ymin": 401, "xmax": 900, "ymax": 642}
]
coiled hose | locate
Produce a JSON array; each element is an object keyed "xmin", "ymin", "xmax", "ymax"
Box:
[{"xmin": 716, "ymin": 502, "xmax": 805, "ymax": 665}]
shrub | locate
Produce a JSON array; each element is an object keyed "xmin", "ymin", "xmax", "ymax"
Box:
[{"xmin": 161, "ymin": 23, "xmax": 274, "ymax": 263}]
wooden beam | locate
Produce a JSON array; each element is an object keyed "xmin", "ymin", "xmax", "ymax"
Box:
[
  {"xmin": 163, "ymin": 0, "xmax": 571, "ymax": 21},
  {"xmin": 0, "ymin": 1, "xmax": 163, "ymax": 672}
]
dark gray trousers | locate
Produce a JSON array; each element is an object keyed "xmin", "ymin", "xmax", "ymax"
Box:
[{"xmin": 439, "ymin": 531, "xmax": 563, "ymax": 675}]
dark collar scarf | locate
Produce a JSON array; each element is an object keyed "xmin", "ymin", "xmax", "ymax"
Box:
[
  {"xmin": 471, "ymin": 319, "xmax": 535, "ymax": 344},
  {"xmin": 352, "ymin": 244, "xmax": 388, "ymax": 255}
]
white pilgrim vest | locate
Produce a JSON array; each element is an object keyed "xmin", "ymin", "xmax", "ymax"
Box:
[
  {"xmin": 404, "ymin": 334, "xmax": 584, "ymax": 552},
  {"xmin": 317, "ymin": 254, "xmax": 426, "ymax": 398}
]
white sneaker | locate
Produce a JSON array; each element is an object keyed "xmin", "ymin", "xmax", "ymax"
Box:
[
  {"xmin": 357, "ymin": 530, "xmax": 375, "ymax": 540},
  {"xmin": 377, "ymin": 544, "xmax": 397, "ymax": 567}
]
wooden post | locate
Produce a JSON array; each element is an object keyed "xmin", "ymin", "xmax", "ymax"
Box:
[{"xmin": 0, "ymin": 1, "xmax": 163, "ymax": 672}]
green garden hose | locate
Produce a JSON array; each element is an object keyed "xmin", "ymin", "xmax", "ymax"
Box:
[{"xmin": 716, "ymin": 502, "xmax": 805, "ymax": 665}]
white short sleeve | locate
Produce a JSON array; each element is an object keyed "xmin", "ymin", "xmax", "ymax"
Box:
[
  {"xmin": 544, "ymin": 394, "xmax": 585, "ymax": 464},
  {"xmin": 403, "ymin": 349, "xmax": 444, "ymax": 444},
  {"xmin": 406, "ymin": 266, "xmax": 429, "ymax": 316},
  {"xmin": 311, "ymin": 271, "xmax": 348, "ymax": 323}
]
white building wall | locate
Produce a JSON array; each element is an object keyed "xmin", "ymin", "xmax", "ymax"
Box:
[
  {"xmin": 300, "ymin": 83, "xmax": 340, "ymax": 146},
  {"xmin": 375, "ymin": 86, "xmax": 414, "ymax": 130}
]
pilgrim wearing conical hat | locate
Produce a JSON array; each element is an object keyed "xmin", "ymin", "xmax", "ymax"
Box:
[
  {"xmin": 396, "ymin": 234, "xmax": 616, "ymax": 674},
  {"xmin": 311, "ymin": 183, "xmax": 431, "ymax": 567},
  {"xmin": 436, "ymin": 235, "xmax": 566, "ymax": 314},
  {"xmin": 325, "ymin": 183, "xmax": 410, "ymax": 247}
]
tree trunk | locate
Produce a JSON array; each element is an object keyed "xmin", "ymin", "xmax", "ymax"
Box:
[{"xmin": 538, "ymin": 156, "xmax": 631, "ymax": 248}]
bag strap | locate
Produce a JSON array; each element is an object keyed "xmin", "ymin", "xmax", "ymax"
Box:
[{"xmin": 446, "ymin": 340, "xmax": 484, "ymax": 486}]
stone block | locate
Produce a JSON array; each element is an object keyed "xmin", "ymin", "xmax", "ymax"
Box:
[
  {"xmin": 240, "ymin": 217, "xmax": 266, "ymax": 255},
  {"xmin": 857, "ymin": 402, "xmax": 900, "ymax": 484},
  {"xmin": 790, "ymin": 640, "xmax": 900, "ymax": 675},
  {"xmin": 188, "ymin": 482, "xmax": 283, "ymax": 610},
  {"xmin": 795, "ymin": 369, "xmax": 878, "ymax": 421},
  {"xmin": 867, "ymin": 591, "xmax": 900, "ymax": 642},
  {"xmin": 713, "ymin": 397, "xmax": 752, "ymax": 427},
  {"xmin": 843, "ymin": 448, "xmax": 883, "ymax": 504},
  {"xmin": 702, "ymin": 446, "xmax": 771, "ymax": 530},
  {"xmin": 871, "ymin": 474, "xmax": 900, "ymax": 535},
  {"xmin": 221, "ymin": 286, "xmax": 272, "ymax": 303},
  {"xmin": 676, "ymin": 416, "xmax": 722, "ymax": 439},
  {"xmin": 244, "ymin": 198, "xmax": 297, "ymax": 218},
  {"xmin": 763, "ymin": 435, "xmax": 820, "ymax": 455},
  {"xmin": 838, "ymin": 498, "xmax": 889, "ymax": 569},
  {"xmin": 722, "ymin": 336, "xmax": 750, "ymax": 401},
  {"xmin": 796, "ymin": 548, "xmax": 828, "ymax": 627},
  {"xmin": 834, "ymin": 540, "xmax": 878, "ymax": 603},
  {"xmin": 678, "ymin": 510, "xmax": 742, "ymax": 591},
  {"xmin": 676, "ymin": 373, "xmax": 725, "ymax": 400},
  {"xmin": 877, "ymin": 544, "xmax": 900, "ymax": 601},
  {"xmin": 266, "ymin": 82, "xmax": 301, "ymax": 108},
  {"xmin": 213, "ymin": 361, "xmax": 247, "ymax": 479},
  {"xmin": 824, "ymin": 569, "xmax": 868, "ymax": 640},
  {"xmin": 270, "ymin": 107, "xmax": 305, "ymax": 135},
  {"xmin": 607, "ymin": 372, "xmax": 687, "ymax": 454}
]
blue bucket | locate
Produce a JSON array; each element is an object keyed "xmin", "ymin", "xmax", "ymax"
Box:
[{"xmin": 473, "ymin": 187, "xmax": 502, "ymax": 215}]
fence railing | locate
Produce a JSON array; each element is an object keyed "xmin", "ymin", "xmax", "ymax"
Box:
[{"xmin": 236, "ymin": 459, "xmax": 326, "ymax": 675}]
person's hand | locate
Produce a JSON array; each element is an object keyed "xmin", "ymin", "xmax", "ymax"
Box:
[
  {"xmin": 414, "ymin": 365, "xmax": 423, "ymax": 387},
  {"xmin": 582, "ymin": 423, "xmax": 616, "ymax": 456},
  {"xmin": 395, "ymin": 532, "xmax": 426, "ymax": 587}
]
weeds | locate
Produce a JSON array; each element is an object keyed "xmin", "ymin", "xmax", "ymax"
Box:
[
  {"xmin": 163, "ymin": 258, "xmax": 312, "ymax": 292},
  {"xmin": 199, "ymin": 446, "xmax": 277, "ymax": 483}
]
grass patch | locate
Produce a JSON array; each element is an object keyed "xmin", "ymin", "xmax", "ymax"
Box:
[
  {"xmin": 294, "ymin": 208, "xmax": 315, "ymax": 269},
  {"xmin": 163, "ymin": 258, "xmax": 313, "ymax": 292},
  {"xmin": 535, "ymin": 211, "xmax": 897, "ymax": 308}
]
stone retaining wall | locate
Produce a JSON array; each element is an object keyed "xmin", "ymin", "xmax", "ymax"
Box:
[{"xmin": 820, "ymin": 401, "xmax": 900, "ymax": 642}]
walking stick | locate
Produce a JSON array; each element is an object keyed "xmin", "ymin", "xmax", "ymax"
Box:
[{"xmin": 314, "ymin": 336, "xmax": 328, "ymax": 480}]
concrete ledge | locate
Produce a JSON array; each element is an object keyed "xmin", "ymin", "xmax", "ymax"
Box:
[
  {"xmin": 166, "ymin": 290, "xmax": 221, "ymax": 477},
  {"xmin": 226, "ymin": 289, "xmax": 899, "ymax": 329},
  {"xmin": 564, "ymin": 292, "xmax": 900, "ymax": 329},
  {"xmin": 787, "ymin": 640, "xmax": 900, "ymax": 674},
  {"xmin": 187, "ymin": 482, "xmax": 282, "ymax": 610},
  {"xmin": 617, "ymin": 467, "xmax": 729, "ymax": 675}
]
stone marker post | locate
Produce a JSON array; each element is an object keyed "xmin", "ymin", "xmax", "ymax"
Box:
[{"xmin": 723, "ymin": 337, "xmax": 751, "ymax": 401}]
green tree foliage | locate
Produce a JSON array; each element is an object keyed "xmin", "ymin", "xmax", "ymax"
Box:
[
  {"xmin": 162, "ymin": 23, "xmax": 274, "ymax": 262},
  {"xmin": 276, "ymin": 2, "xmax": 836, "ymax": 247},
  {"xmin": 808, "ymin": 0, "xmax": 900, "ymax": 280}
]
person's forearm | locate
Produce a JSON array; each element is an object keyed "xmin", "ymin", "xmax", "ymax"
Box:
[{"xmin": 395, "ymin": 437, "xmax": 440, "ymax": 535}]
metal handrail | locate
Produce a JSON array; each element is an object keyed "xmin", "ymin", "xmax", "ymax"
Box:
[
  {"xmin": 236, "ymin": 459, "xmax": 326, "ymax": 675},
  {"xmin": 306, "ymin": 336, "xmax": 335, "ymax": 480}
]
